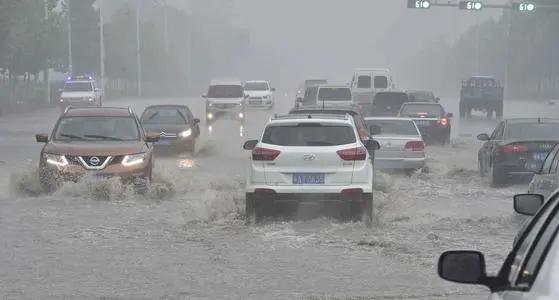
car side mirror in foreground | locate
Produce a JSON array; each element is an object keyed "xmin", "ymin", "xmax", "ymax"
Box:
[
  {"xmin": 446, "ymin": 112, "xmax": 454, "ymax": 118},
  {"xmin": 201, "ymin": 94, "xmax": 207, "ymax": 99},
  {"xmin": 144, "ymin": 132, "xmax": 160, "ymax": 143},
  {"xmin": 36, "ymin": 133, "xmax": 49, "ymax": 143},
  {"xmin": 366, "ymin": 140, "xmax": 381, "ymax": 151},
  {"xmin": 514, "ymin": 194, "xmax": 544, "ymax": 216},
  {"xmin": 438, "ymin": 250, "xmax": 487, "ymax": 285},
  {"xmin": 477, "ymin": 133, "xmax": 490, "ymax": 141},
  {"xmin": 243, "ymin": 140, "xmax": 258, "ymax": 150},
  {"xmin": 193, "ymin": 118, "xmax": 201, "ymax": 124},
  {"xmin": 435, "ymin": 97, "xmax": 441, "ymax": 103}
]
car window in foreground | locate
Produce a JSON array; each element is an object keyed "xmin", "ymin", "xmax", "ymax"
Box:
[
  {"xmin": 55, "ymin": 117, "xmax": 140, "ymax": 141},
  {"xmin": 318, "ymin": 88, "xmax": 352, "ymax": 101},
  {"xmin": 244, "ymin": 82, "xmax": 269, "ymax": 91},
  {"xmin": 400, "ymin": 104, "xmax": 444, "ymax": 116},
  {"xmin": 505, "ymin": 123, "xmax": 559, "ymax": 140},
  {"xmin": 142, "ymin": 107, "xmax": 189, "ymax": 125},
  {"xmin": 207, "ymin": 85, "xmax": 244, "ymax": 98},
  {"xmin": 262, "ymin": 123, "xmax": 355, "ymax": 146},
  {"xmin": 365, "ymin": 120, "xmax": 418, "ymax": 136},
  {"xmin": 63, "ymin": 82, "xmax": 93, "ymax": 92}
]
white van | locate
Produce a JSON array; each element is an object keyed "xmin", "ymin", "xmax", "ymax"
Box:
[
  {"xmin": 315, "ymin": 85, "xmax": 353, "ymax": 108},
  {"xmin": 350, "ymin": 68, "xmax": 394, "ymax": 104}
]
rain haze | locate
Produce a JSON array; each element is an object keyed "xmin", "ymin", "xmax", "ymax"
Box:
[{"xmin": 1, "ymin": 0, "xmax": 559, "ymax": 299}]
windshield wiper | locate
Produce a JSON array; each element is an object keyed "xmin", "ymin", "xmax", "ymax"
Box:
[
  {"xmin": 60, "ymin": 133, "xmax": 88, "ymax": 140},
  {"xmin": 84, "ymin": 134, "xmax": 124, "ymax": 141}
]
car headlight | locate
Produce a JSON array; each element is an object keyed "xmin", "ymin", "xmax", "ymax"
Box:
[
  {"xmin": 207, "ymin": 112, "xmax": 214, "ymax": 120},
  {"xmin": 60, "ymin": 98, "xmax": 65, "ymax": 103},
  {"xmin": 87, "ymin": 97, "xmax": 94, "ymax": 102},
  {"xmin": 179, "ymin": 128, "xmax": 192, "ymax": 138},
  {"xmin": 238, "ymin": 112, "xmax": 244, "ymax": 119},
  {"xmin": 208, "ymin": 103, "xmax": 213, "ymax": 107},
  {"xmin": 122, "ymin": 153, "xmax": 146, "ymax": 166},
  {"xmin": 44, "ymin": 153, "xmax": 68, "ymax": 167}
]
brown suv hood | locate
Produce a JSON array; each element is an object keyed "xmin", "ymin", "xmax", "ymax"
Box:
[{"xmin": 43, "ymin": 141, "xmax": 146, "ymax": 156}]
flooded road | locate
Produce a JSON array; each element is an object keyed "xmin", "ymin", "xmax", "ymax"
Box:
[{"xmin": 1, "ymin": 96, "xmax": 558, "ymax": 299}]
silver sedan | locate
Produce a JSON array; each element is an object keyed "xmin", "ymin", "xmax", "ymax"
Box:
[{"xmin": 365, "ymin": 117, "xmax": 426, "ymax": 173}]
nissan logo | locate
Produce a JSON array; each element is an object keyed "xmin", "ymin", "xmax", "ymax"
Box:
[
  {"xmin": 303, "ymin": 154, "xmax": 316, "ymax": 161},
  {"xmin": 89, "ymin": 156, "xmax": 101, "ymax": 166}
]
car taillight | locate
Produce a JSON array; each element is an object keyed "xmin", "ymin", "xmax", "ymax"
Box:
[
  {"xmin": 252, "ymin": 147, "xmax": 281, "ymax": 161},
  {"xmin": 438, "ymin": 118, "xmax": 449, "ymax": 126},
  {"xmin": 405, "ymin": 141, "xmax": 425, "ymax": 152},
  {"xmin": 501, "ymin": 144, "xmax": 528, "ymax": 153},
  {"xmin": 341, "ymin": 188, "xmax": 363, "ymax": 195},
  {"xmin": 337, "ymin": 147, "xmax": 367, "ymax": 161}
]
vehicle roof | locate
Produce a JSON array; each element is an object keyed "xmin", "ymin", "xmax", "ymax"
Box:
[
  {"xmin": 401, "ymin": 102, "xmax": 442, "ymax": 106},
  {"xmin": 143, "ymin": 105, "xmax": 191, "ymax": 111},
  {"xmin": 63, "ymin": 107, "xmax": 133, "ymax": 117},
  {"xmin": 304, "ymin": 78, "xmax": 328, "ymax": 81},
  {"xmin": 375, "ymin": 90, "xmax": 407, "ymax": 95},
  {"xmin": 469, "ymin": 76, "xmax": 495, "ymax": 79},
  {"xmin": 290, "ymin": 106, "xmax": 358, "ymax": 116},
  {"xmin": 364, "ymin": 117, "xmax": 414, "ymax": 122},
  {"xmin": 270, "ymin": 114, "xmax": 352, "ymax": 124},
  {"xmin": 406, "ymin": 90, "xmax": 434, "ymax": 94},
  {"xmin": 505, "ymin": 118, "xmax": 559, "ymax": 124},
  {"xmin": 355, "ymin": 68, "xmax": 390, "ymax": 72},
  {"xmin": 209, "ymin": 78, "xmax": 242, "ymax": 86},
  {"xmin": 245, "ymin": 80, "xmax": 269, "ymax": 84},
  {"xmin": 317, "ymin": 85, "xmax": 350, "ymax": 89}
]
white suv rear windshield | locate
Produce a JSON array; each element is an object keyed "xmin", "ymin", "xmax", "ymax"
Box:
[
  {"xmin": 318, "ymin": 88, "xmax": 352, "ymax": 101},
  {"xmin": 262, "ymin": 123, "xmax": 355, "ymax": 146}
]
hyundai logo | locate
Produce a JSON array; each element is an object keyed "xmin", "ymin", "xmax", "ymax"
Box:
[
  {"xmin": 89, "ymin": 156, "xmax": 101, "ymax": 166},
  {"xmin": 303, "ymin": 154, "xmax": 316, "ymax": 161}
]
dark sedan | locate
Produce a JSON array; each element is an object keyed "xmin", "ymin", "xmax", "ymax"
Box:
[
  {"xmin": 140, "ymin": 105, "xmax": 200, "ymax": 153},
  {"xmin": 478, "ymin": 118, "xmax": 559, "ymax": 186},
  {"xmin": 398, "ymin": 102, "xmax": 452, "ymax": 145}
]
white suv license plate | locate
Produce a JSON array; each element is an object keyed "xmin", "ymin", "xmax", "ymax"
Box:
[{"xmin": 292, "ymin": 173, "xmax": 325, "ymax": 185}]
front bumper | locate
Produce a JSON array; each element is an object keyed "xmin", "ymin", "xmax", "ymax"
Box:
[
  {"xmin": 155, "ymin": 136, "xmax": 195, "ymax": 147},
  {"xmin": 246, "ymin": 98, "xmax": 273, "ymax": 107},
  {"xmin": 40, "ymin": 160, "xmax": 150, "ymax": 182}
]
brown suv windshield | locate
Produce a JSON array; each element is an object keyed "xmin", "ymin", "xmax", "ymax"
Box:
[{"xmin": 54, "ymin": 116, "xmax": 140, "ymax": 142}]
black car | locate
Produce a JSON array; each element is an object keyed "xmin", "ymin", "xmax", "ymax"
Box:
[
  {"xmin": 398, "ymin": 102, "xmax": 452, "ymax": 145},
  {"xmin": 140, "ymin": 105, "xmax": 200, "ymax": 153},
  {"xmin": 478, "ymin": 118, "xmax": 559, "ymax": 186},
  {"xmin": 370, "ymin": 91, "xmax": 409, "ymax": 117}
]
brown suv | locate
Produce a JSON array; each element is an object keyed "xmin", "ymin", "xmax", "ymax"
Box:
[{"xmin": 36, "ymin": 107, "xmax": 160, "ymax": 191}]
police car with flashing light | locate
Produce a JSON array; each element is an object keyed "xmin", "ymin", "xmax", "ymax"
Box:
[{"xmin": 59, "ymin": 75, "xmax": 103, "ymax": 111}]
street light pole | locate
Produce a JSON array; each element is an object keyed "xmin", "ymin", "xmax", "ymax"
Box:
[
  {"xmin": 67, "ymin": 0, "xmax": 73, "ymax": 75},
  {"xmin": 99, "ymin": 0, "xmax": 105, "ymax": 95},
  {"xmin": 136, "ymin": 3, "xmax": 142, "ymax": 97},
  {"xmin": 44, "ymin": 0, "xmax": 50, "ymax": 104}
]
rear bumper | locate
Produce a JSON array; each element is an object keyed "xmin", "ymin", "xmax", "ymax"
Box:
[
  {"xmin": 246, "ymin": 191, "xmax": 372, "ymax": 204},
  {"xmin": 374, "ymin": 157, "xmax": 425, "ymax": 170},
  {"xmin": 246, "ymin": 183, "xmax": 373, "ymax": 194}
]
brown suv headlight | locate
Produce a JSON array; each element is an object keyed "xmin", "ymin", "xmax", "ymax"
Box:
[
  {"xmin": 122, "ymin": 153, "xmax": 146, "ymax": 166},
  {"xmin": 179, "ymin": 128, "xmax": 192, "ymax": 138},
  {"xmin": 44, "ymin": 153, "xmax": 69, "ymax": 167}
]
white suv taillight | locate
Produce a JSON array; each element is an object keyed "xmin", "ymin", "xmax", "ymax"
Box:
[
  {"xmin": 336, "ymin": 146, "xmax": 367, "ymax": 161},
  {"xmin": 252, "ymin": 147, "xmax": 281, "ymax": 161},
  {"xmin": 405, "ymin": 141, "xmax": 425, "ymax": 152}
]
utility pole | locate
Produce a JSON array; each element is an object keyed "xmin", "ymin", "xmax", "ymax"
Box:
[
  {"xmin": 475, "ymin": 13, "xmax": 480, "ymax": 74},
  {"xmin": 99, "ymin": 0, "xmax": 105, "ymax": 95},
  {"xmin": 44, "ymin": 0, "xmax": 50, "ymax": 104},
  {"xmin": 136, "ymin": 3, "xmax": 142, "ymax": 97},
  {"xmin": 67, "ymin": 0, "xmax": 73, "ymax": 75}
]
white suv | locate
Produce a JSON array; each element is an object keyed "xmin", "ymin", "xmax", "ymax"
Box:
[
  {"xmin": 244, "ymin": 80, "xmax": 275, "ymax": 109},
  {"xmin": 243, "ymin": 114, "xmax": 379, "ymax": 225}
]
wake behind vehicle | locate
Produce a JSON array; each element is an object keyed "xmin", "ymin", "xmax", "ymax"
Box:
[
  {"xmin": 243, "ymin": 114, "xmax": 379, "ymax": 225},
  {"xmin": 478, "ymin": 118, "xmax": 559, "ymax": 186},
  {"xmin": 36, "ymin": 107, "xmax": 159, "ymax": 192},
  {"xmin": 364, "ymin": 117, "xmax": 425, "ymax": 173},
  {"xmin": 369, "ymin": 90, "xmax": 409, "ymax": 117},
  {"xmin": 398, "ymin": 102, "xmax": 452, "ymax": 145},
  {"xmin": 59, "ymin": 75, "xmax": 103, "ymax": 111},
  {"xmin": 459, "ymin": 76, "xmax": 504, "ymax": 119},
  {"xmin": 244, "ymin": 80, "xmax": 275, "ymax": 109},
  {"xmin": 203, "ymin": 78, "xmax": 247, "ymax": 124},
  {"xmin": 438, "ymin": 192, "xmax": 559, "ymax": 300},
  {"xmin": 140, "ymin": 105, "xmax": 200, "ymax": 153}
]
